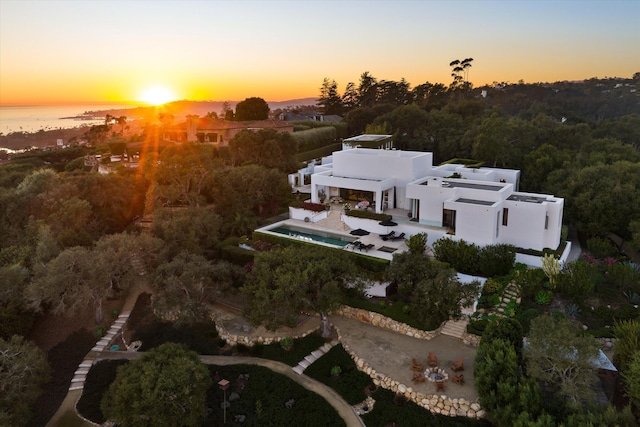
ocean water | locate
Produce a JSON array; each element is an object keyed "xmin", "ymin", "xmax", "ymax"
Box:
[{"xmin": 0, "ymin": 104, "xmax": 134, "ymax": 135}]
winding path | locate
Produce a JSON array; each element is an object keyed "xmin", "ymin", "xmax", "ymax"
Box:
[{"xmin": 45, "ymin": 282, "xmax": 363, "ymax": 427}]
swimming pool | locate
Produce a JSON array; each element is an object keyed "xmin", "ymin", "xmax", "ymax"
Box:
[{"xmin": 264, "ymin": 224, "xmax": 356, "ymax": 247}]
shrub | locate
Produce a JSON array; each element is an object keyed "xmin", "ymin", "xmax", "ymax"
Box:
[
  {"xmin": 513, "ymin": 267, "xmax": 547, "ymax": 299},
  {"xmin": 304, "ymin": 345, "xmax": 372, "ymax": 405},
  {"xmin": 516, "ymin": 308, "xmax": 542, "ymax": 334},
  {"xmin": 535, "ymin": 290, "xmax": 552, "ymax": 305},
  {"xmin": 479, "ymin": 244, "xmax": 516, "ymax": 277},
  {"xmin": 468, "ymin": 319, "xmax": 488, "ymax": 335},
  {"xmin": 295, "ymin": 201, "xmax": 326, "ymax": 212},
  {"xmin": 432, "ymin": 238, "xmax": 480, "ymax": 275},
  {"xmin": 344, "ymin": 209, "xmax": 392, "ymax": 222},
  {"xmin": 586, "ymin": 236, "xmax": 618, "ymax": 259},
  {"xmin": 280, "ymin": 337, "xmax": 293, "ymax": 351},
  {"xmin": 482, "ymin": 278, "xmax": 501, "ymax": 295}
]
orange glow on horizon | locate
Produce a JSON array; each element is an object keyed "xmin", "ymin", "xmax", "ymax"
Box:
[{"xmin": 137, "ymin": 86, "xmax": 177, "ymax": 106}]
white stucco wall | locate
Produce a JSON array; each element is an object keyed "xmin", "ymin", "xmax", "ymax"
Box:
[
  {"xmin": 447, "ymin": 200, "xmax": 498, "ymax": 246},
  {"xmin": 332, "ymin": 149, "xmax": 433, "ymax": 183}
]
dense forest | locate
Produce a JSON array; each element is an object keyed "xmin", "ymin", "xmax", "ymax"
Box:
[{"xmin": 0, "ymin": 72, "xmax": 639, "ymax": 426}]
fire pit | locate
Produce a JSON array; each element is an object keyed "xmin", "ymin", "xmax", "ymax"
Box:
[{"xmin": 424, "ymin": 367, "xmax": 448, "ymax": 382}]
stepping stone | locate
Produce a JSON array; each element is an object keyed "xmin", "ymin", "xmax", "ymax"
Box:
[
  {"xmin": 69, "ymin": 385, "xmax": 84, "ymax": 391},
  {"xmin": 92, "ymin": 345, "xmax": 105, "ymax": 352},
  {"xmin": 298, "ymin": 360, "xmax": 310, "ymax": 369},
  {"xmin": 330, "ymin": 340, "xmax": 339, "ymax": 346},
  {"xmin": 79, "ymin": 362, "xmax": 93, "ymax": 368},
  {"xmin": 115, "ymin": 319, "xmax": 127, "ymax": 324},
  {"xmin": 304, "ymin": 354, "xmax": 317, "ymax": 364},
  {"xmin": 71, "ymin": 376, "xmax": 86, "ymax": 383},
  {"xmin": 97, "ymin": 340, "xmax": 110, "ymax": 346},
  {"xmin": 321, "ymin": 343, "xmax": 333, "ymax": 352},
  {"xmin": 311, "ymin": 350, "xmax": 324, "ymax": 358},
  {"xmin": 292, "ymin": 366, "xmax": 304, "ymax": 375},
  {"xmin": 74, "ymin": 369, "xmax": 89, "ymax": 375}
]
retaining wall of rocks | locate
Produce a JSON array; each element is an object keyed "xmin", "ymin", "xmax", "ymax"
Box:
[
  {"xmin": 334, "ymin": 306, "xmax": 442, "ymax": 340},
  {"xmin": 334, "ymin": 325, "xmax": 485, "ymax": 419},
  {"xmin": 209, "ymin": 311, "xmax": 320, "ymax": 347}
]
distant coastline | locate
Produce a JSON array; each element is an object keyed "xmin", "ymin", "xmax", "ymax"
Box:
[{"xmin": 0, "ymin": 98, "xmax": 317, "ymax": 151}]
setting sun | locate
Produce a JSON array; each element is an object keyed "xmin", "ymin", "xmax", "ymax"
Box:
[{"xmin": 139, "ymin": 86, "xmax": 176, "ymax": 106}]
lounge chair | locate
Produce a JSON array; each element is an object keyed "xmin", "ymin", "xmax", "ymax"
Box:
[
  {"xmin": 411, "ymin": 358, "xmax": 423, "ymax": 371},
  {"xmin": 347, "ymin": 241, "xmax": 361, "ymax": 250},
  {"xmin": 435, "ymin": 380, "xmax": 446, "ymax": 392},
  {"xmin": 381, "ymin": 231, "xmax": 395, "ymax": 240},
  {"xmin": 388, "ymin": 232, "xmax": 406, "ymax": 241},
  {"xmin": 452, "ymin": 374, "xmax": 465, "ymax": 385},
  {"xmin": 427, "ymin": 351, "xmax": 437, "ymax": 366},
  {"xmin": 359, "ymin": 243, "xmax": 375, "ymax": 252},
  {"xmin": 451, "ymin": 358, "xmax": 464, "ymax": 372}
]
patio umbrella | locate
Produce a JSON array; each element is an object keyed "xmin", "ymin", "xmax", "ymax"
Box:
[
  {"xmin": 349, "ymin": 228, "xmax": 370, "ymax": 236},
  {"xmin": 379, "ymin": 219, "xmax": 398, "ymax": 235}
]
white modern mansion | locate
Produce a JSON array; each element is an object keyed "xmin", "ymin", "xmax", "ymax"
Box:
[{"xmin": 306, "ymin": 136, "xmax": 564, "ymax": 252}]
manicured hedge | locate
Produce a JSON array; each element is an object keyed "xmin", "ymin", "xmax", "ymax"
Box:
[
  {"xmin": 344, "ymin": 209, "xmax": 392, "ymax": 222},
  {"xmin": 432, "ymin": 238, "xmax": 515, "ymax": 277},
  {"xmin": 251, "ymin": 231, "xmax": 390, "ymax": 273}
]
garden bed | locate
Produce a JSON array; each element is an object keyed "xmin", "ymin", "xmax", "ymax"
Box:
[{"xmin": 78, "ymin": 361, "xmax": 347, "ymax": 427}]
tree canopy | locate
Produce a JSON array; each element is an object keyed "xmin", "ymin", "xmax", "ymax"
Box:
[
  {"xmin": 234, "ymin": 97, "xmax": 270, "ymax": 121},
  {"xmin": 386, "ymin": 251, "xmax": 480, "ymax": 329},
  {"xmin": 101, "ymin": 342, "xmax": 211, "ymax": 427},
  {"xmin": 0, "ymin": 335, "xmax": 50, "ymax": 427},
  {"xmin": 241, "ymin": 245, "xmax": 360, "ymax": 330},
  {"xmin": 525, "ymin": 315, "xmax": 600, "ymax": 408}
]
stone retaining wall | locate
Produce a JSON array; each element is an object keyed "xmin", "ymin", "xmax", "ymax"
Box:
[
  {"xmin": 334, "ymin": 306, "xmax": 442, "ymax": 340},
  {"xmin": 334, "ymin": 325, "xmax": 485, "ymax": 419},
  {"xmin": 209, "ymin": 311, "xmax": 320, "ymax": 347}
]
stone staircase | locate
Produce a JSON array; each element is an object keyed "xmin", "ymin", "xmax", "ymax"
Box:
[
  {"xmin": 440, "ymin": 319, "xmax": 469, "ymax": 339},
  {"xmin": 315, "ymin": 211, "xmax": 349, "ymax": 231},
  {"xmin": 292, "ymin": 339, "xmax": 340, "ymax": 375},
  {"xmin": 130, "ymin": 253, "xmax": 147, "ymax": 276},
  {"xmin": 69, "ymin": 310, "xmax": 132, "ymax": 391},
  {"xmin": 493, "ymin": 282, "xmax": 520, "ymax": 318}
]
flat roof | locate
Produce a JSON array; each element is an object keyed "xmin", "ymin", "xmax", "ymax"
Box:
[
  {"xmin": 420, "ymin": 179, "xmax": 504, "ymax": 191},
  {"xmin": 507, "ymin": 194, "xmax": 547, "ymax": 204},
  {"xmin": 343, "ymin": 134, "xmax": 392, "ymax": 142},
  {"xmin": 455, "ymin": 198, "xmax": 495, "ymax": 206}
]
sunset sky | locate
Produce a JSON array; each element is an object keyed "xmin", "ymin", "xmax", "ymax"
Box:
[{"xmin": 1, "ymin": 0, "xmax": 638, "ymax": 106}]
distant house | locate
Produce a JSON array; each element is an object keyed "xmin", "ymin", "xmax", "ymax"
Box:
[
  {"xmin": 278, "ymin": 111, "xmax": 343, "ymax": 123},
  {"xmin": 309, "ymin": 136, "xmax": 564, "ymax": 252},
  {"xmin": 163, "ymin": 115, "xmax": 294, "ymax": 146}
]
